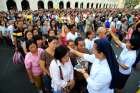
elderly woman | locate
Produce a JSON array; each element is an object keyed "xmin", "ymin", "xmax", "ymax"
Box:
[{"xmin": 49, "ymin": 45, "xmax": 75, "ymax": 93}]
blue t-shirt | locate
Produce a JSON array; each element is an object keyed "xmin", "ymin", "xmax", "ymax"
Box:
[{"xmin": 105, "ymin": 20, "xmax": 110, "ymax": 28}]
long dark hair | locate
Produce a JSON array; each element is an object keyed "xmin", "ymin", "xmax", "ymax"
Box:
[
  {"xmin": 131, "ymin": 23, "xmax": 140, "ymax": 64},
  {"xmin": 54, "ymin": 45, "xmax": 70, "ymax": 62},
  {"xmin": 50, "ymin": 19, "xmax": 57, "ymax": 35},
  {"xmin": 26, "ymin": 39, "xmax": 37, "ymax": 52},
  {"xmin": 94, "ymin": 39, "xmax": 119, "ymax": 89},
  {"xmin": 24, "ymin": 31, "xmax": 33, "ymax": 41}
]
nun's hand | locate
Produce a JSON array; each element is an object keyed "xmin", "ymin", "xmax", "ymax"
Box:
[
  {"xmin": 77, "ymin": 68, "xmax": 89, "ymax": 79},
  {"xmin": 76, "ymin": 68, "xmax": 86, "ymax": 74},
  {"xmin": 68, "ymin": 46, "xmax": 75, "ymax": 53}
]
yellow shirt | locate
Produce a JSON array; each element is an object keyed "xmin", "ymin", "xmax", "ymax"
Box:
[
  {"xmin": 26, "ymin": 15, "xmax": 32, "ymax": 22},
  {"xmin": 136, "ymin": 88, "xmax": 140, "ymax": 93}
]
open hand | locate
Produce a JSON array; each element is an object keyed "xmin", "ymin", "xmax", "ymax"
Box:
[{"xmin": 76, "ymin": 68, "xmax": 86, "ymax": 74}]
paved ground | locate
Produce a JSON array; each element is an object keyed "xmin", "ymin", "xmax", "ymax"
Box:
[{"xmin": 0, "ymin": 43, "xmax": 140, "ymax": 93}]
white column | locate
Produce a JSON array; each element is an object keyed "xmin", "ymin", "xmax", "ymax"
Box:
[
  {"xmin": 64, "ymin": 0, "xmax": 67, "ymax": 9},
  {"xmin": 15, "ymin": 0, "xmax": 22, "ymax": 11},
  {"xmin": 0, "ymin": 0, "xmax": 7, "ymax": 11},
  {"xmin": 71, "ymin": 0, "xmax": 75, "ymax": 9},
  {"xmin": 88, "ymin": 3, "xmax": 90, "ymax": 8},
  {"xmin": 54, "ymin": 0, "xmax": 58, "ymax": 9},
  {"xmin": 83, "ymin": 1, "xmax": 86, "ymax": 9},
  {"xmin": 101, "ymin": 3, "xmax": 103, "ymax": 8},
  {"xmin": 28, "ymin": 0, "xmax": 38, "ymax": 10},
  {"xmin": 44, "ymin": 0, "xmax": 48, "ymax": 9},
  {"xmin": 93, "ymin": 3, "xmax": 96, "ymax": 8}
]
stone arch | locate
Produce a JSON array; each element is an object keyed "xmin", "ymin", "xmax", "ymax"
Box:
[
  {"xmin": 21, "ymin": 0, "xmax": 30, "ymax": 10},
  {"xmin": 38, "ymin": 0, "xmax": 44, "ymax": 9},
  {"xmin": 80, "ymin": 3, "xmax": 83, "ymax": 8},
  {"xmin": 75, "ymin": 2, "xmax": 78, "ymax": 8},
  {"xmin": 103, "ymin": 4, "xmax": 106, "ymax": 8},
  {"xmin": 96, "ymin": 3, "xmax": 98, "ymax": 8},
  {"xmin": 91, "ymin": 3, "xmax": 93, "ymax": 8},
  {"xmin": 87, "ymin": 3, "xmax": 89, "ymax": 8},
  {"xmin": 66, "ymin": 1, "xmax": 70, "ymax": 8},
  {"xmin": 48, "ymin": 1, "xmax": 53, "ymax": 9},
  {"xmin": 106, "ymin": 4, "xmax": 108, "ymax": 8},
  {"xmin": 59, "ymin": 1, "xmax": 64, "ymax": 9},
  {"xmin": 6, "ymin": 0, "xmax": 17, "ymax": 10},
  {"xmin": 99, "ymin": 3, "xmax": 102, "ymax": 8}
]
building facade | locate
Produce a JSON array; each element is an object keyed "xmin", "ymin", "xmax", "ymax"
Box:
[
  {"xmin": 0, "ymin": 0, "xmax": 122, "ymax": 11},
  {"xmin": 125, "ymin": 0, "xmax": 139, "ymax": 8}
]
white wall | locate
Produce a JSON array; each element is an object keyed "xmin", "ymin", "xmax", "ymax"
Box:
[
  {"xmin": 1, "ymin": 0, "xmax": 121, "ymax": 11},
  {"xmin": 0, "ymin": 0, "xmax": 8, "ymax": 11}
]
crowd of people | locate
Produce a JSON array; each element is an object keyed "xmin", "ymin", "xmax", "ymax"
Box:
[{"xmin": 0, "ymin": 8, "xmax": 140, "ymax": 93}]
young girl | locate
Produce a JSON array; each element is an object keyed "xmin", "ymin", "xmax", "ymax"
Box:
[{"xmin": 24, "ymin": 39, "xmax": 44, "ymax": 93}]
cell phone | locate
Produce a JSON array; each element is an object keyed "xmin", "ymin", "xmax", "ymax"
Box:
[{"xmin": 74, "ymin": 64, "xmax": 83, "ymax": 70}]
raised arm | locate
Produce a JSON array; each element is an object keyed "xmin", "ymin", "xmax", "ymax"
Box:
[
  {"xmin": 108, "ymin": 30, "xmax": 122, "ymax": 47},
  {"xmin": 70, "ymin": 47, "xmax": 85, "ymax": 58},
  {"xmin": 69, "ymin": 47, "xmax": 96, "ymax": 63}
]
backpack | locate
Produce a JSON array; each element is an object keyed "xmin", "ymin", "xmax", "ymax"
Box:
[{"xmin": 13, "ymin": 51, "xmax": 24, "ymax": 64}]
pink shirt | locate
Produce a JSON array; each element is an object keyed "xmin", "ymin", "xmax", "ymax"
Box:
[
  {"xmin": 24, "ymin": 48, "xmax": 44, "ymax": 76},
  {"xmin": 125, "ymin": 28, "xmax": 133, "ymax": 40}
]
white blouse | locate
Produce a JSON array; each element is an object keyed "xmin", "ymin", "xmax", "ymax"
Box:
[
  {"xmin": 118, "ymin": 43, "xmax": 136, "ymax": 75},
  {"xmin": 83, "ymin": 54, "xmax": 114, "ymax": 93},
  {"xmin": 49, "ymin": 59, "xmax": 74, "ymax": 91},
  {"xmin": 66, "ymin": 32, "xmax": 78, "ymax": 41},
  {"xmin": 85, "ymin": 38, "xmax": 97, "ymax": 51},
  {"xmin": 0, "ymin": 26, "xmax": 7, "ymax": 36}
]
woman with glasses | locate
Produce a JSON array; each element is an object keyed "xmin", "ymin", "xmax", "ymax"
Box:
[{"xmin": 49, "ymin": 45, "xmax": 75, "ymax": 93}]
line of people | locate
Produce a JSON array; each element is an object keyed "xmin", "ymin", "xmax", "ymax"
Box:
[{"xmin": 0, "ymin": 8, "xmax": 140, "ymax": 93}]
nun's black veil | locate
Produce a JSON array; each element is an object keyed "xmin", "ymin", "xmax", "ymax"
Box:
[{"xmin": 94, "ymin": 39, "xmax": 119, "ymax": 89}]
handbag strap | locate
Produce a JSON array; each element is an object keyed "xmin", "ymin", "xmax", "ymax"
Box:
[{"xmin": 55, "ymin": 59, "xmax": 64, "ymax": 80}]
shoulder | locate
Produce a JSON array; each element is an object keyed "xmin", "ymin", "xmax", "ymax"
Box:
[
  {"xmin": 66, "ymin": 59, "xmax": 73, "ymax": 65},
  {"xmin": 50, "ymin": 59, "xmax": 58, "ymax": 68},
  {"xmin": 128, "ymin": 50, "xmax": 136, "ymax": 57},
  {"xmin": 67, "ymin": 32, "xmax": 71, "ymax": 35},
  {"xmin": 120, "ymin": 42, "xmax": 126, "ymax": 49},
  {"xmin": 38, "ymin": 48, "xmax": 44, "ymax": 53},
  {"xmin": 25, "ymin": 52, "xmax": 32, "ymax": 58},
  {"xmin": 13, "ymin": 29, "xmax": 18, "ymax": 32},
  {"xmin": 25, "ymin": 52, "xmax": 32, "ymax": 62},
  {"xmin": 85, "ymin": 39, "xmax": 90, "ymax": 44}
]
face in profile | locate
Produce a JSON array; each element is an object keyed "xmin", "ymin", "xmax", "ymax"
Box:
[
  {"xmin": 126, "ymin": 41, "xmax": 133, "ymax": 50},
  {"xmin": 92, "ymin": 43, "xmax": 104, "ymax": 60},
  {"xmin": 61, "ymin": 52, "xmax": 70, "ymax": 63},
  {"xmin": 77, "ymin": 41, "xmax": 85, "ymax": 51},
  {"xmin": 68, "ymin": 41, "xmax": 75, "ymax": 49}
]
